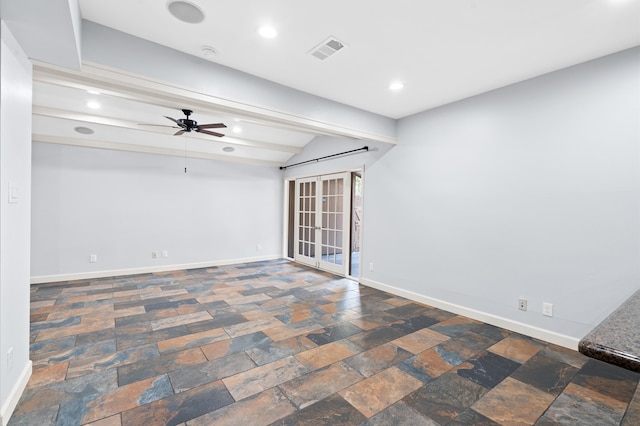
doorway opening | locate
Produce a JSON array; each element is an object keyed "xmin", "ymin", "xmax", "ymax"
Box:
[{"xmin": 349, "ymin": 172, "xmax": 362, "ymax": 277}]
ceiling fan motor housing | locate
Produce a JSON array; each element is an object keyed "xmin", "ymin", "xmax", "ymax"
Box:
[
  {"xmin": 157, "ymin": 109, "xmax": 226, "ymax": 137},
  {"xmin": 178, "ymin": 118, "xmax": 197, "ymax": 131}
]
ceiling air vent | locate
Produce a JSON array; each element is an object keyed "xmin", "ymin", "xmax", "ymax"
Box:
[{"xmin": 309, "ymin": 37, "xmax": 347, "ymax": 60}]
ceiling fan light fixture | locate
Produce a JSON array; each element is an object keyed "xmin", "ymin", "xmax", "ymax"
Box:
[{"xmin": 167, "ymin": 1, "xmax": 205, "ymax": 24}]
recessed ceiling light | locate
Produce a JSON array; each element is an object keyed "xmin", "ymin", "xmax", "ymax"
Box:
[
  {"xmin": 87, "ymin": 89, "xmax": 101, "ymax": 95},
  {"xmin": 74, "ymin": 126, "xmax": 94, "ymax": 135},
  {"xmin": 258, "ymin": 26, "xmax": 277, "ymax": 39},
  {"xmin": 389, "ymin": 82, "xmax": 405, "ymax": 91},
  {"xmin": 223, "ymin": 146, "xmax": 235, "ymax": 153},
  {"xmin": 232, "ymin": 126, "xmax": 242, "ymax": 134},
  {"xmin": 86, "ymin": 101, "xmax": 100, "ymax": 109},
  {"xmin": 167, "ymin": 1, "xmax": 205, "ymax": 24}
]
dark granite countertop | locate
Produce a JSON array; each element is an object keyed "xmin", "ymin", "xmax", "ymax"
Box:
[{"xmin": 579, "ymin": 289, "xmax": 640, "ymax": 372}]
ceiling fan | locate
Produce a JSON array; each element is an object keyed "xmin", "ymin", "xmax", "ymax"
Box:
[
  {"xmin": 146, "ymin": 109, "xmax": 226, "ymax": 137},
  {"xmin": 141, "ymin": 109, "xmax": 228, "ymax": 173}
]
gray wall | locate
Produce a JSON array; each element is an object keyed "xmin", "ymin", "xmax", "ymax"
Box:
[
  {"xmin": 31, "ymin": 143, "xmax": 283, "ymax": 279},
  {"xmin": 0, "ymin": 20, "xmax": 32, "ymax": 423},
  {"xmin": 362, "ymin": 47, "xmax": 640, "ymax": 342}
]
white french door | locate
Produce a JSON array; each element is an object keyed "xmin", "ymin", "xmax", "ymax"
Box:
[
  {"xmin": 294, "ymin": 176, "xmax": 318, "ymax": 267},
  {"xmin": 294, "ymin": 172, "xmax": 351, "ymax": 275}
]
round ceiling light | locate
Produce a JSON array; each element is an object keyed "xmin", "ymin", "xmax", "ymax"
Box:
[
  {"xmin": 74, "ymin": 126, "xmax": 95, "ymax": 135},
  {"xmin": 223, "ymin": 147, "xmax": 235, "ymax": 153},
  {"xmin": 389, "ymin": 81, "xmax": 405, "ymax": 91},
  {"xmin": 167, "ymin": 1, "xmax": 205, "ymax": 24},
  {"xmin": 258, "ymin": 26, "xmax": 278, "ymax": 38}
]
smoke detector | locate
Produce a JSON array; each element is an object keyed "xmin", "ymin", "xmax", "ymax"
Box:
[
  {"xmin": 201, "ymin": 46, "xmax": 217, "ymax": 57},
  {"xmin": 309, "ymin": 37, "xmax": 347, "ymax": 60}
]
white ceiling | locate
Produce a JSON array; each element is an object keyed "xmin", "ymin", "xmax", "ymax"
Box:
[
  {"xmin": 79, "ymin": 0, "xmax": 640, "ymax": 119},
  {"xmin": 32, "ymin": 78, "xmax": 315, "ymax": 167},
  {"xmin": 30, "ymin": 0, "xmax": 640, "ymax": 167}
]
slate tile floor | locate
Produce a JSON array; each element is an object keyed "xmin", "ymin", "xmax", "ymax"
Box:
[{"xmin": 10, "ymin": 260, "xmax": 640, "ymax": 425}]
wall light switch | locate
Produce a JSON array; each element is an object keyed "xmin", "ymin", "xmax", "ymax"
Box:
[{"xmin": 8, "ymin": 182, "xmax": 18, "ymax": 203}]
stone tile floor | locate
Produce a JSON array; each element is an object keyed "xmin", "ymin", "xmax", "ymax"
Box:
[{"xmin": 9, "ymin": 260, "xmax": 640, "ymax": 425}]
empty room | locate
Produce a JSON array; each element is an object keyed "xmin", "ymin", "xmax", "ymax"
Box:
[{"xmin": 1, "ymin": 1, "xmax": 639, "ymax": 425}]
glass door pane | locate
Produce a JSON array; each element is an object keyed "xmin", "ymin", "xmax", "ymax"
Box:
[
  {"xmin": 293, "ymin": 177, "xmax": 317, "ymax": 267},
  {"xmin": 318, "ymin": 172, "xmax": 350, "ymax": 275}
]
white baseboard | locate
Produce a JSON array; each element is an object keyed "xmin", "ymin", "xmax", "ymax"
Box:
[
  {"xmin": 1, "ymin": 360, "xmax": 32, "ymax": 426},
  {"xmin": 360, "ymin": 277, "xmax": 580, "ymax": 351},
  {"xmin": 30, "ymin": 255, "xmax": 281, "ymax": 284}
]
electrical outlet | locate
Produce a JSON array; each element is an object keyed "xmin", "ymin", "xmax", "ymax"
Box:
[
  {"xmin": 89, "ymin": 254, "xmax": 97, "ymax": 263},
  {"xmin": 543, "ymin": 302, "xmax": 553, "ymax": 317},
  {"xmin": 518, "ymin": 298, "xmax": 527, "ymax": 311},
  {"xmin": 369, "ymin": 262, "xmax": 374, "ymax": 272},
  {"xmin": 256, "ymin": 244, "xmax": 262, "ymax": 251},
  {"xmin": 151, "ymin": 251, "xmax": 158, "ymax": 259},
  {"xmin": 161, "ymin": 250, "xmax": 168, "ymax": 258}
]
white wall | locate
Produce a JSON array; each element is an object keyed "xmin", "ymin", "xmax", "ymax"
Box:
[
  {"xmin": 0, "ymin": 20, "xmax": 32, "ymax": 425},
  {"xmin": 362, "ymin": 47, "xmax": 640, "ymax": 346},
  {"xmin": 31, "ymin": 143, "xmax": 284, "ymax": 281}
]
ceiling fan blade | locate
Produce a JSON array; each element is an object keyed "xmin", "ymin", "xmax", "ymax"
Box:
[
  {"xmin": 164, "ymin": 116, "xmax": 181, "ymax": 125},
  {"xmin": 196, "ymin": 129, "xmax": 225, "ymax": 138},
  {"xmin": 138, "ymin": 123, "xmax": 180, "ymax": 128},
  {"xmin": 198, "ymin": 123, "xmax": 227, "ymax": 129},
  {"xmin": 174, "ymin": 130, "xmax": 186, "ymax": 136}
]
